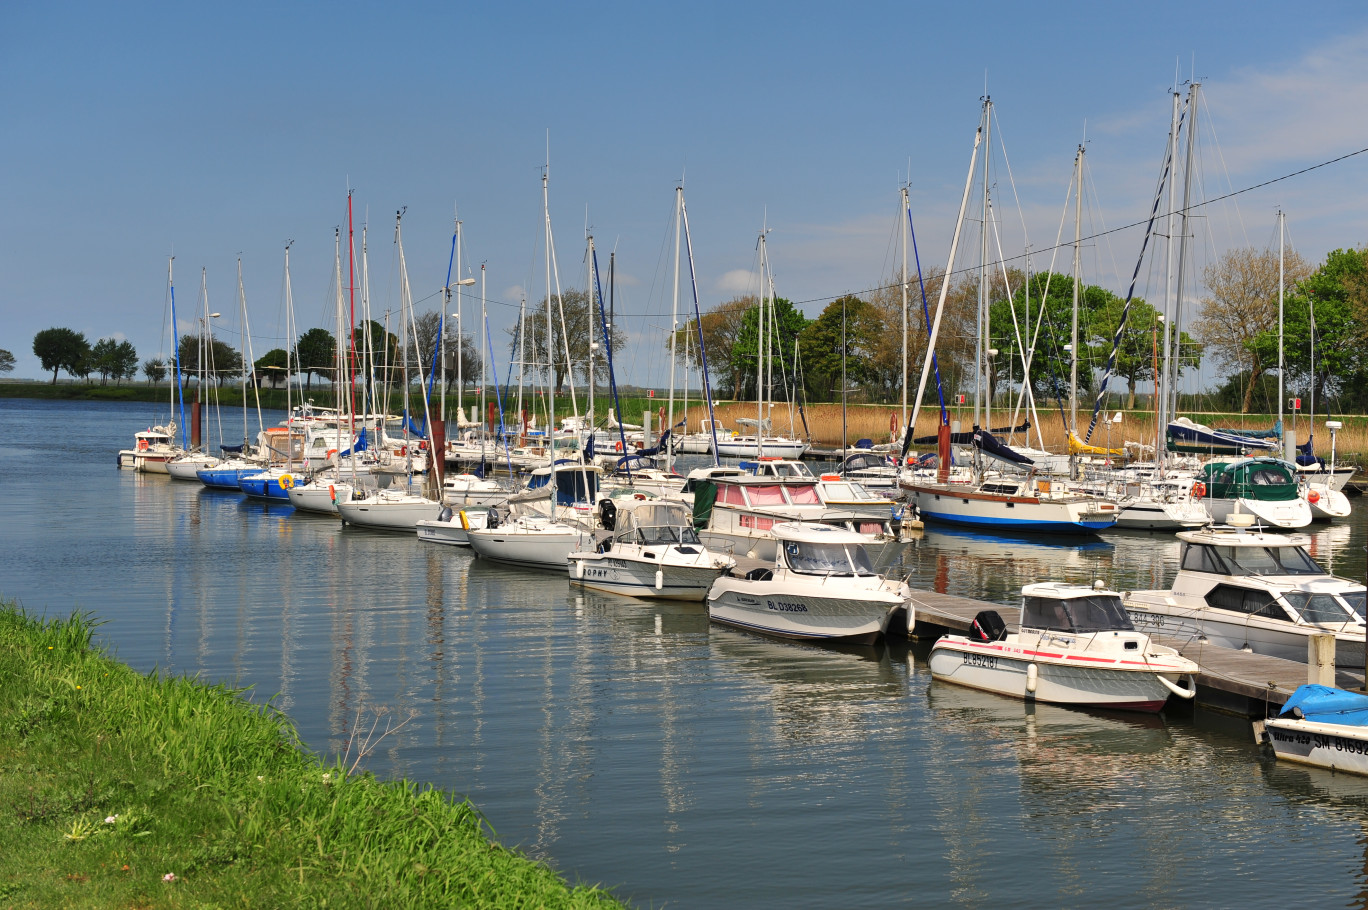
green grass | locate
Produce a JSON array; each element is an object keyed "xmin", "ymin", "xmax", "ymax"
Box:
[{"xmin": 0, "ymin": 603, "xmax": 625, "ymax": 909}]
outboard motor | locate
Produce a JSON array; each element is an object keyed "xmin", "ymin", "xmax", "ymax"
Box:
[
  {"xmin": 598, "ymin": 498, "xmax": 617, "ymax": 531},
  {"xmin": 485, "ymin": 508, "xmax": 501, "ymax": 530},
  {"xmin": 970, "ymin": 610, "xmax": 1008, "ymax": 642},
  {"xmin": 438, "ymin": 507, "xmax": 454, "ymax": 523}
]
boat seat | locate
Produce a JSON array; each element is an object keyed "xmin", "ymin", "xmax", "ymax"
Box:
[{"xmin": 745, "ymin": 568, "xmax": 774, "ymax": 582}]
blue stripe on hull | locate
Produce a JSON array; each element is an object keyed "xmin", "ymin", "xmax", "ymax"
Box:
[{"xmin": 917, "ymin": 509, "xmax": 1111, "ymax": 534}]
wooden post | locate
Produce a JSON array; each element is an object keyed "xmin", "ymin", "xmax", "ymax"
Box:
[{"xmin": 1308, "ymin": 633, "xmax": 1336, "ymax": 687}]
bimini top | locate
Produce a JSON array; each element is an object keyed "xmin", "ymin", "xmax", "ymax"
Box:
[
  {"xmin": 1176, "ymin": 525, "xmax": 1310, "ymax": 549},
  {"xmin": 770, "ymin": 521, "xmax": 869, "ymax": 546}
]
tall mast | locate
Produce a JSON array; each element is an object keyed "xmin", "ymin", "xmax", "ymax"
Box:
[
  {"xmin": 667, "ymin": 185, "xmax": 683, "ymax": 472},
  {"xmin": 346, "ymin": 190, "xmax": 358, "ymax": 431},
  {"xmin": 1277, "ymin": 209, "xmax": 1285, "ymax": 456},
  {"xmin": 756, "ymin": 228, "xmax": 768, "ymax": 457},
  {"xmin": 975, "ymin": 97, "xmax": 991, "ymax": 431},
  {"xmin": 543, "ymin": 167, "xmax": 555, "ymax": 454},
  {"xmin": 1168, "ymin": 83, "xmax": 1200, "ymax": 425},
  {"xmin": 456, "ymin": 216, "xmax": 465, "ymax": 426},
  {"xmin": 587, "ymin": 234, "xmax": 597, "ymax": 439},
  {"xmin": 1070, "ymin": 143, "xmax": 1083, "ymax": 438},
  {"xmin": 283, "ymin": 242, "xmax": 294, "ymax": 424},
  {"xmin": 900, "ymin": 186, "xmax": 909, "ymax": 433},
  {"xmin": 1157, "ymin": 89, "xmax": 1182, "ymax": 468}
]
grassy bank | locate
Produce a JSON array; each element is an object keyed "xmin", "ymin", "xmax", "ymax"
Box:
[{"xmin": 0, "ymin": 603, "xmax": 624, "ymax": 909}]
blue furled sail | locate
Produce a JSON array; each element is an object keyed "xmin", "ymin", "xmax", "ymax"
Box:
[
  {"xmin": 336, "ymin": 428, "xmax": 368, "ymax": 459},
  {"xmin": 972, "ymin": 428, "xmax": 1033, "ymax": 466}
]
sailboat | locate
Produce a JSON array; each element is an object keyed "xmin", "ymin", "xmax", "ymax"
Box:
[
  {"xmin": 167, "ymin": 268, "xmax": 224, "ymax": 481},
  {"xmin": 897, "ymin": 99, "xmax": 1119, "ymax": 534},
  {"xmin": 122, "ymin": 259, "xmax": 185, "ymax": 473},
  {"xmin": 197, "ymin": 258, "xmax": 267, "ymax": 490},
  {"xmin": 714, "ymin": 228, "xmax": 809, "ymax": 460}
]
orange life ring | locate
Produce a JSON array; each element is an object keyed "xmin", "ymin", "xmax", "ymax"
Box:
[
  {"xmin": 137, "ymin": 439, "xmax": 149, "ymax": 451},
  {"xmin": 1308, "ymin": 489, "xmax": 1321, "ymax": 504},
  {"xmin": 633, "ymin": 492, "xmax": 647, "ymax": 500},
  {"xmin": 615, "ymin": 440, "xmax": 623, "ymax": 453},
  {"xmin": 1190, "ymin": 481, "xmax": 1206, "ymax": 500},
  {"xmin": 395, "ymin": 446, "xmax": 406, "ymax": 457},
  {"xmin": 418, "ymin": 440, "xmax": 428, "ymax": 451},
  {"xmin": 326, "ymin": 449, "xmax": 337, "ymax": 460}
]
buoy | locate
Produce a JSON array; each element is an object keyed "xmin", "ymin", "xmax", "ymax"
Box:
[
  {"xmin": 328, "ymin": 484, "xmax": 336, "ymax": 502},
  {"xmin": 459, "ymin": 510, "xmax": 470, "ymax": 531},
  {"xmin": 654, "ymin": 569, "xmax": 664, "ymax": 590},
  {"xmin": 326, "ymin": 449, "xmax": 337, "ymax": 460},
  {"xmin": 1190, "ymin": 481, "xmax": 1206, "ymax": 500},
  {"xmin": 1308, "ymin": 489, "xmax": 1321, "ymax": 504}
]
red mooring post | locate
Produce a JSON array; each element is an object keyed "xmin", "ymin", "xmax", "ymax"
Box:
[{"xmin": 936, "ymin": 422, "xmax": 952, "ymax": 484}]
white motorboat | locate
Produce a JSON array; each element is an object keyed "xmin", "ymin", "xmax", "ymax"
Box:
[
  {"xmin": 1122, "ymin": 519, "xmax": 1367, "ymax": 668},
  {"xmin": 337, "ymin": 488, "xmax": 443, "ymax": 532},
  {"xmin": 466, "ymin": 509, "xmax": 596, "ymax": 571},
  {"xmin": 118, "ymin": 426, "xmax": 179, "ymax": 473},
  {"xmin": 706, "ymin": 522, "xmax": 909, "ymax": 644},
  {"xmin": 1257, "ymin": 684, "xmax": 1368, "ymax": 777},
  {"xmin": 417, "ymin": 506, "xmax": 490, "ymax": 546},
  {"xmin": 568, "ymin": 499, "xmax": 734, "ymax": 600},
  {"xmin": 1070, "ymin": 476, "xmax": 1209, "ymax": 531},
  {"xmin": 715, "ymin": 432, "xmax": 809, "ymax": 460},
  {"xmin": 930, "ymin": 582, "xmax": 1199, "ymax": 713}
]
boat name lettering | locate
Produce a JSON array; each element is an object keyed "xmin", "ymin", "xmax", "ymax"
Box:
[
  {"xmin": 766, "ymin": 600, "xmax": 809, "ymax": 613},
  {"xmin": 964, "ymin": 653, "xmax": 998, "ymax": 669}
]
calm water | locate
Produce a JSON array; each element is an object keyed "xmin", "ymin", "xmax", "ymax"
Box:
[{"xmin": 4, "ymin": 396, "xmax": 1368, "ymax": 908}]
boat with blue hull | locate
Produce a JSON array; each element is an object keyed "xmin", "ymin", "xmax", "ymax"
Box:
[
  {"xmin": 905, "ymin": 476, "xmax": 1119, "ymax": 534},
  {"xmin": 197, "ymin": 458, "xmax": 260, "ymax": 490}
]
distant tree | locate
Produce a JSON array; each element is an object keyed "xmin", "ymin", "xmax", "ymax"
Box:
[
  {"xmin": 411, "ymin": 311, "xmax": 482, "ymax": 394},
  {"xmin": 143, "ymin": 358, "xmax": 167, "ymax": 386},
  {"xmin": 252, "ymin": 348, "xmax": 290, "ymax": 388},
  {"xmin": 798, "ymin": 295, "xmax": 883, "ymax": 403},
  {"xmin": 33, "ymin": 327, "xmax": 90, "ymax": 384},
  {"xmin": 296, "ymin": 327, "xmax": 337, "ymax": 391},
  {"xmin": 112, "ymin": 340, "xmax": 138, "ymax": 384},
  {"xmin": 349, "ymin": 319, "xmax": 401, "ymax": 389},
  {"xmin": 510, "ymin": 289, "xmax": 628, "ymax": 396},
  {"xmin": 0, "ymin": 348, "xmax": 14, "ymax": 375},
  {"xmin": 91, "ymin": 337, "xmax": 119, "ymax": 385},
  {"xmin": 1195, "ymin": 247, "xmax": 1311, "ymax": 413},
  {"xmin": 728, "ymin": 297, "xmax": 810, "ymax": 403},
  {"xmin": 177, "ymin": 335, "xmax": 243, "ymax": 387},
  {"xmin": 672, "ymin": 296, "xmax": 755, "ymax": 398}
]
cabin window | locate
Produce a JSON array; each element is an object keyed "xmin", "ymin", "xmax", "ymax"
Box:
[
  {"xmin": 1341, "ymin": 592, "xmax": 1366, "ymax": 622},
  {"xmin": 1180, "ymin": 544, "xmax": 1225, "ymax": 574},
  {"xmin": 1204, "ymin": 584, "xmax": 1288, "ymax": 620},
  {"xmin": 1022, "ymin": 595, "xmax": 1134, "ymax": 633},
  {"xmin": 783, "ymin": 541, "xmax": 874, "ymax": 576},
  {"xmin": 1249, "ymin": 466, "xmax": 1291, "ymax": 486},
  {"xmin": 822, "ymin": 482, "xmax": 857, "ymax": 500},
  {"xmin": 1214, "ymin": 545, "xmax": 1323, "ymax": 577},
  {"xmin": 719, "ymin": 484, "xmax": 747, "ymax": 506},
  {"xmin": 1283, "ymin": 592, "xmax": 1356, "ymax": 625},
  {"xmin": 745, "ymin": 485, "xmax": 787, "ymax": 506},
  {"xmin": 785, "ymin": 485, "xmax": 821, "ymax": 505}
]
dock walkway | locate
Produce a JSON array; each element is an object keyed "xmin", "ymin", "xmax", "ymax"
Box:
[{"xmin": 907, "ymin": 589, "xmax": 1365, "ymax": 716}]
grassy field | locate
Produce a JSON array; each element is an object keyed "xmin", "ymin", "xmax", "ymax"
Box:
[{"xmin": 0, "ymin": 603, "xmax": 624, "ymax": 909}]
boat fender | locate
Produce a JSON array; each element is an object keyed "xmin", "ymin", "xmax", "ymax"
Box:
[
  {"xmin": 1190, "ymin": 481, "xmax": 1206, "ymax": 499},
  {"xmin": 1026, "ymin": 663, "xmax": 1038, "ymax": 694},
  {"xmin": 1308, "ymin": 489, "xmax": 1321, "ymax": 504},
  {"xmin": 1156, "ymin": 673, "xmax": 1197, "ymax": 699},
  {"xmin": 328, "ymin": 484, "xmax": 336, "ymax": 502},
  {"xmin": 890, "ymin": 412, "xmax": 899, "ymax": 434},
  {"xmin": 576, "ymin": 559, "xmax": 585, "ymax": 579},
  {"xmin": 655, "ymin": 569, "xmax": 663, "ymax": 590},
  {"xmin": 459, "ymin": 510, "xmax": 470, "ymax": 531}
]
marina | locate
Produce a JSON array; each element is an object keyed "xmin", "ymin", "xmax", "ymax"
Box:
[{"xmin": 6, "ymin": 397, "xmax": 1368, "ymax": 907}]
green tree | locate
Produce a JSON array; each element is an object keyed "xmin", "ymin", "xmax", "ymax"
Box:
[
  {"xmin": 510, "ymin": 289, "xmax": 628, "ymax": 396},
  {"xmin": 0, "ymin": 348, "xmax": 15, "ymax": 375},
  {"xmin": 112, "ymin": 340, "xmax": 138, "ymax": 383},
  {"xmin": 143, "ymin": 358, "xmax": 167, "ymax": 386},
  {"xmin": 254, "ymin": 348, "xmax": 290, "ymax": 388},
  {"xmin": 797, "ymin": 295, "xmax": 883, "ymax": 403},
  {"xmin": 672, "ymin": 296, "xmax": 754, "ymax": 398},
  {"xmin": 32, "ymin": 327, "xmax": 90, "ymax": 384},
  {"xmin": 1249, "ymin": 247, "xmax": 1368, "ymax": 412},
  {"xmin": 296, "ymin": 327, "xmax": 337, "ymax": 391},
  {"xmin": 1088, "ymin": 298, "xmax": 1200, "ymax": 409},
  {"xmin": 411, "ymin": 311, "xmax": 483, "ymax": 393},
  {"xmin": 91, "ymin": 337, "xmax": 120, "ymax": 385},
  {"xmin": 178, "ymin": 335, "xmax": 243, "ymax": 387},
  {"xmin": 729, "ymin": 297, "xmax": 810, "ymax": 402}
]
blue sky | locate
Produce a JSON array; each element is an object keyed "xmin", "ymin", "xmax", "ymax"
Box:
[{"xmin": 4, "ymin": 1, "xmax": 1367, "ymax": 393}]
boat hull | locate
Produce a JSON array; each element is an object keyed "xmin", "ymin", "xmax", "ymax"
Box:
[
  {"xmin": 416, "ymin": 510, "xmax": 489, "ymax": 547},
  {"xmin": 569, "ymin": 551, "xmax": 728, "ymax": 601},
  {"xmin": 1263, "ymin": 717, "xmax": 1368, "ymax": 776},
  {"xmin": 1202, "ymin": 496, "xmax": 1311, "ymax": 529},
  {"xmin": 902, "ymin": 484, "xmax": 1117, "ymax": 533},
  {"xmin": 337, "ymin": 498, "xmax": 442, "ymax": 531},
  {"xmin": 929, "ymin": 638, "xmax": 1189, "ymax": 713},
  {"xmin": 287, "ymin": 482, "xmax": 348, "ymax": 515},
  {"xmin": 196, "ymin": 465, "xmax": 257, "ymax": 490},
  {"xmin": 467, "ymin": 526, "xmax": 595, "ymax": 571},
  {"xmin": 706, "ymin": 581, "xmax": 897, "ymax": 644}
]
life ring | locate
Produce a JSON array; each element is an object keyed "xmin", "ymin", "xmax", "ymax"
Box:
[
  {"xmin": 615, "ymin": 441, "xmax": 623, "ymax": 453},
  {"xmin": 279, "ymin": 473, "xmax": 294, "ymax": 490},
  {"xmin": 326, "ymin": 449, "xmax": 337, "ymax": 460},
  {"xmin": 634, "ymin": 492, "xmax": 647, "ymax": 500},
  {"xmin": 1190, "ymin": 482, "xmax": 1206, "ymax": 500},
  {"xmin": 1308, "ymin": 489, "xmax": 1321, "ymax": 504},
  {"xmin": 890, "ymin": 412, "xmax": 899, "ymax": 433},
  {"xmin": 418, "ymin": 440, "xmax": 428, "ymax": 451},
  {"xmin": 395, "ymin": 446, "xmax": 406, "ymax": 457},
  {"xmin": 137, "ymin": 439, "xmax": 149, "ymax": 451}
]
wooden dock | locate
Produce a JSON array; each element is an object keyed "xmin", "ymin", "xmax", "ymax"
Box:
[{"xmin": 905, "ymin": 589, "xmax": 1365, "ymax": 716}]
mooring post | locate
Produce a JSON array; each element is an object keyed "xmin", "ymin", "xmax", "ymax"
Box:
[{"xmin": 1309, "ymin": 633, "xmax": 1336, "ymax": 687}]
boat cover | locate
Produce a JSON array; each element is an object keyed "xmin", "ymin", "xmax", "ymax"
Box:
[
  {"xmin": 913, "ymin": 420, "xmax": 1028, "ymax": 445},
  {"xmin": 972, "ymin": 428, "xmax": 1033, "ymax": 466},
  {"xmin": 1279, "ymin": 684, "xmax": 1368, "ymax": 726}
]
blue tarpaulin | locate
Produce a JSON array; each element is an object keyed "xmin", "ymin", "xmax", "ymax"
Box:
[{"xmin": 1280, "ymin": 684, "xmax": 1368, "ymax": 726}]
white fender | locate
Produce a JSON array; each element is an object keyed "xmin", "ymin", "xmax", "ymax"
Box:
[
  {"xmin": 576, "ymin": 558, "xmax": 585, "ymax": 579},
  {"xmin": 1026, "ymin": 663, "xmax": 1038, "ymax": 694},
  {"xmin": 1156, "ymin": 673, "xmax": 1197, "ymax": 699},
  {"xmin": 654, "ymin": 569, "xmax": 664, "ymax": 590}
]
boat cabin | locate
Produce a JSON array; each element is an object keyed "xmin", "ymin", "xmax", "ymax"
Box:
[
  {"xmin": 1198, "ymin": 458, "xmax": 1300, "ymax": 501},
  {"xmin": 525, "ymin": 462, "xmax": 601, "ymax": 507},
  {"xmin": 775, "ymin": 524, "xmax": 877, "ymax": 577},
  {"xmin": 610, "ymin": 500, "xmax": 702, "ymax": 547},
  {"xmin": 741, "ymin": 458, "xmax": 814, "ymax": 479},
  {"xmin": 1020, "ymin": 582, "xmax": 1135, "ymax": 635}
]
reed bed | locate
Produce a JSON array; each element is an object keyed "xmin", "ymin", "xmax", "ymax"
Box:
[{"xmin": 0, "ymin": 603, "xmax": 624, "ymax": 909}]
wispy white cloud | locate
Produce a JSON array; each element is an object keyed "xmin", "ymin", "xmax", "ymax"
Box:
[{"xmin": 714, "ymin": 269, "xmax": 757, "ymax": 295}]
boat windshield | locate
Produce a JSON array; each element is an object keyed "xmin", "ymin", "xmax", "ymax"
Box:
[
  {"xmin": 1283, "ymin": 591, "xmax": 1357, "ymax": 625},
  {"xmin": 1022, "ymin": 595, "xmax": 1135, "ymax": 634},
  {"xmin": 633, "ymin": 525, "xmax": 702, "ymax": 546},
  {"xmin": 1342, "ymin": 591, "xmax": 1367, "ymax": 622},
  {"xmin": 1181, "ymin": 542, "xmax": 1324, "ymax": 576},
  {"xmin": 783, "ymin": 540, "xmax": 876, "ymax": 576}
]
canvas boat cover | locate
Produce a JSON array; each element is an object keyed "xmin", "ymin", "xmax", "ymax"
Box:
[{"xmin": 1279, "ymin": 684, "xmax": 1368, "ymax": 726}]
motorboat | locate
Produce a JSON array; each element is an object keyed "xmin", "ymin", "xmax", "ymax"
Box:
[
  {"xmin": 117, "ymin": 426, "xmax": 179, "ymax": 473},
  {"xmin": 1192, "ymin": 458, "xmax": 1312, "ymax": 529},
  {"xmin": 1121, "ymin": 518, "xmax": 1366, "ymax": 667},
  {"xmin": 1069, "ymin": 476, "xmax": 1209, "ymax": 531},
  {"xmin": 568, "ymin": 499, "xmax": 734, "ymax": 600},
  {"xmin": 466, "ymin": 508, "xmax": 596, "ymax": 571},
  {"xmin": 838, "ymin": 448, "xmax": 900, "ymax": 494},
  {"xmin": 706, "ymin": 522, "xmax": 910, "ymax": 644},
  {"xmin": 1257, "ymin": 684, "xmax": 1368, "ymax": 777},
  {"xmin": 930, "ymin": 581, "xmax": 1199, "ymax": 713},
  {"xmin": 417, "ymin": 506, "xmax": 490, "ymax": 547},
  {"xmin": 700, "ymin": 473, "xmax": 901, "ymax": 562}
]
